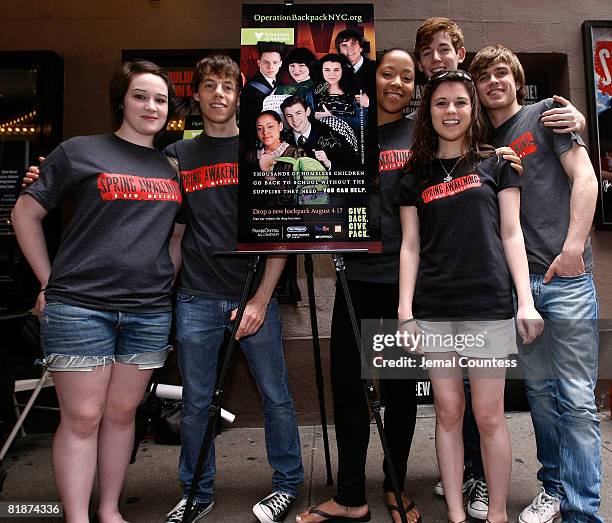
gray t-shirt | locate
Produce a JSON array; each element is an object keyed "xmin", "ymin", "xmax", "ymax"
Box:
[
  {"xmin": 164, "ymin": 134, "xmax": 256, "ymax": 300},
  {"xmin": 344, "ymin": 116, "xmax": 414, "ymax": 283},
  {"xmin": 24, "ymin": 134, "xmax": 182, "ymax": 312},
  {"xmin": 490, "ymin": 99, "xmax": 593, "ymax": 275}
]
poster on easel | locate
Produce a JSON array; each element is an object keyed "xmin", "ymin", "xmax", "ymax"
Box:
[
  {"xmin": 583, "ymin": 21, "xmax": 612, "ymax": 229},
  {"xmin": 237, "ymin": 3, "xmax": 380, "ymax": 252}
]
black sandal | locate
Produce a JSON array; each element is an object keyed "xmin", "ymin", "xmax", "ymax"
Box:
[{"xmin": 386, "ymin": 499, "xmax": 422, "ymax": 522}]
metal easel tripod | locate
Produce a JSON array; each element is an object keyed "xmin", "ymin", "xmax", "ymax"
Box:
[{"xmin": 182, "ymin": 252, "xmax": 408, "ymax": 523}]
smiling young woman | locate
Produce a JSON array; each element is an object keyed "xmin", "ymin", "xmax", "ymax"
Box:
[
  {"xmin": 296, "ymin": 48, "xmax": 423, "ymax": 523},
  {"xmin": 11, "ymin": 60, "xmax": 180, "ymax": 523},
  {"xmin": 397, "ymin": 71, "xmax": 543, "ymax": 523}
]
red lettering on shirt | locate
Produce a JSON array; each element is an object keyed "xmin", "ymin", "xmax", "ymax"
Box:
[
  {"xmin": 422, "ymin": 174, "xmax": 481, "ymax": 204},
  {"xmin": 379, "ymin": 149, "xmax": 412, "ymax": 172},
  {"xmin": 509, "ymin": 131, "xmax": 538, "ymax": 159},
  {"xmin": 97, "ymin": 173, "xmax": 182, "ymax": 202},
  {"xmin": 181, "ymin": 162, "xmax": 239, "ymax": 192}
]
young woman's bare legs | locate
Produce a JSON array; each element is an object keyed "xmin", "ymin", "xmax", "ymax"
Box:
[
  {"xmin": 428, "ymin": 354, "xmax": 466, "ymax": 523},
  {"xmin": 96, "ymin": 364, "xmax": 153, "ymax": 523},
  {"xmin": 470, "ymin": 367, "xmax": 510, "ymax": 523},
  {"xmin": 51, "ymin": 363, "xmax": 152, "ymax": 523},
  {"xmin": 51, "ymin": 367, "xmax": 113, "ymax": 523}
]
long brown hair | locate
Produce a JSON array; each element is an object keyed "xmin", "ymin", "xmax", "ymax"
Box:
[{"xmin": 407, "ymin": 70, "xmax": 494, "ymax": 177}]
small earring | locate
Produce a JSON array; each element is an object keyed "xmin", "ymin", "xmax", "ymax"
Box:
[{"xmin": 118, "ymin": 103, "xmax": 123, "ymax": 109}]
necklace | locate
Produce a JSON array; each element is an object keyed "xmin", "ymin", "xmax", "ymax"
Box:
[{"xmin": 438, "ymin": 156, "xmax": 464, "ymax": 183}]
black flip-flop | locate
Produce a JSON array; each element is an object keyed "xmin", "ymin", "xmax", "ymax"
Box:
[{"xmin": 386, "ymin": 499, "xmax": 422, "ymax": 523}]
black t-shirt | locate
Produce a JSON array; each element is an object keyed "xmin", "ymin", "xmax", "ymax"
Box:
[
  {"xmin": 345, "ymin": 116, "xmax": 414, "ymax": 283},
  {"xmin": 396, "ymin": 154, "xmax": 521, "ymax": 319},
  {"xmin": 164, "ymin": 134, "xmax": 253, "ymax": 300},
  {"xmin": 24, "ymin": 134, "xmax": 182, "ymax": 312}
]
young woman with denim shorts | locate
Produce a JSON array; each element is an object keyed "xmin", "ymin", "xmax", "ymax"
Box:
[{"xmin": 12, "ymin": 60, "xmax": 181, "ymax": 523}]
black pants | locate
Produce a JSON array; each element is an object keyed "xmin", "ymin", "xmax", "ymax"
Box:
[{"xmin": 330, "ymin": 279, "xmax": 418, "ymax": 507}]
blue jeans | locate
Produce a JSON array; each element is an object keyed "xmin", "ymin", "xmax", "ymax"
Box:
[
  {"xmin": 518, "ymin": 273, "xmax": 602, "ymax": 523},
  {"xmin": 175, "ymin": 293, "xmax": 303, "ymax": 504}
]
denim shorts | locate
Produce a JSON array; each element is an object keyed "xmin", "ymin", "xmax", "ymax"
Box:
[{"xmin": 41, "ymin": 301, "xmax": 172, "ymax": 372}]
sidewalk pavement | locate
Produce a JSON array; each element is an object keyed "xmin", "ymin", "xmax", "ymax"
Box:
[{"xmin": 1, "ymin": 407, "xmax": 610, "ymax": 522}]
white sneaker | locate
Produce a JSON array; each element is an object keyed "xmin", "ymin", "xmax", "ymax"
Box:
[
  {"xmin": 518, "ymin": 488, "xmax": 561, "ymax": 523},
  {"xmin": 434, "ymin": 468, "xmax": 475, "ymax": 497}
]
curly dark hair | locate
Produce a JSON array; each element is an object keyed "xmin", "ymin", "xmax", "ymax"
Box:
[
  {"xmin": 282, "ymin": 47, "xmax": 318, "ymax": 81},
  {"xmin": 407, "ymin": 70, "xmax": 494, "ymax": 177}
]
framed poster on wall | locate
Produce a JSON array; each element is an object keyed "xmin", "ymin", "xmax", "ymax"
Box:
[{"xmin": 583, "ymin": 20, "xmax": 612, "ymax": 229}]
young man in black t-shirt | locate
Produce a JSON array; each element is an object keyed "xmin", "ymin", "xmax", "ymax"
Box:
[
  {"xmin": 163, "ymin": 55, "xmax": 303, "ymax": 523},
  {"xmin": 470, "ymin": 44, "xmax": 602, "ymax": 523}
]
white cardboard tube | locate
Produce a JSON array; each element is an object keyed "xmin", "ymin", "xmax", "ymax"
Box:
[{"xmin": 155, "ymin": 384, "xmax": 236, "ymax": 424}]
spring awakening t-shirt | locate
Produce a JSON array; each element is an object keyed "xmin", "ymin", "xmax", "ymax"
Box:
[
  {"xmin": 489, "ymin": 99, "xmax": 593, "ymax": 275},
  {"xmin": 24, "ymin": 133, "xmax": 182, "ymax": 312},
  {"xmin": 396, "ymin": 154, "xmax": 521, "ymax": 319},
  {"xmin": 164, "ymin": 134, "xmax": 254, "ymax": 300},
  {"xmin": 344, "ymin": 116, "xmax": 414, "ymax": 283}
]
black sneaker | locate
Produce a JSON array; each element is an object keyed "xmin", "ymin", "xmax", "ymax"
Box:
[
  {"xmin": 164, "ymin": 498, "xmax": 214, "ymax": 523},
  {"xmin": 467, "ymin": 479, "xmax": 489, "ymax": 520},
  {"xmin": 252, "ymin": 491, "xmax": 296, "ymax": 523}
]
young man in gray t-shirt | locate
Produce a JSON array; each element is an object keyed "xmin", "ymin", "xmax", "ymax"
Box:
[{"xmin": 471, "ymin": 44, "xmax": 602, "ymax": 523}]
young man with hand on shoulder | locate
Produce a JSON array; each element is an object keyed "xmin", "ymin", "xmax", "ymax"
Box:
[{"xmin": 470, "ymin": 44, "xmax": 601, "ymax": 523}]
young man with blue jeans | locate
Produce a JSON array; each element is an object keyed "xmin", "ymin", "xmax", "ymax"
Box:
[
  {"xmin": 164, "ymin": 54, "xmax": 303, "ymax": 523},
  {"xmin": 471, "ymin": 44, "xmax": 602, "ymax": 523}
]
